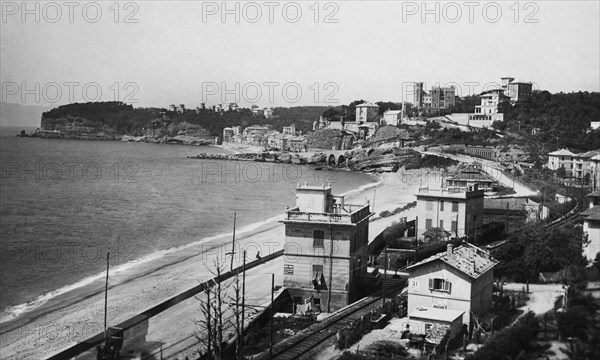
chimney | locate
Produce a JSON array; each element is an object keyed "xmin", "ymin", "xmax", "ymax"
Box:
[{"xmin": 447, "ymin": 244, "xmax": 453, "ymax": 259}]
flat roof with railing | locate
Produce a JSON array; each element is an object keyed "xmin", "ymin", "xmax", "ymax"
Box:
[
  {"xmin": 283, "ymin": 203, "xmax": 372, "ymax": 225},
  {"xmin": 417, "ymin": 186, "xmax": 484, "ymax": 200}
]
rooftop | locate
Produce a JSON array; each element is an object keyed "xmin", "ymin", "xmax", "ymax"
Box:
[
  {"xmin": 356, "ymin": 101, "xmax": 379, "ymax": 108},
  {"xmin": 549, "ymin": 149, "xmax": 575, "ymax": 156},
  {"xmin": 446, "ymin": 163, "xmax": 498, "ymax": 184},
  {"xmin": 588, "ymin": 190, "xmax": 600, "ymax": 198},
  {"xmin": 406, "ymin": 243, "xmax": 498, "ymax": 279},
  {"xmin": 574, "ymin": 150, "xmax": 600, "ymax": 159},
  {"xmin": 582, "ymin": 206, "xmax": 600, "ymax": 221},
  {"xmin": 384, "ymin": 110, "xmax": 403, "ymax": 115},
  {"xmin": 417, "ymin": 186, "xmax": 484, "ymax": 199},
  {"xmin": 409, "ymin": 307, "xmax": 464, "ymax": 323}
]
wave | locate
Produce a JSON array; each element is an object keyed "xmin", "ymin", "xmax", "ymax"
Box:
[{"xmin": 0, "ymin": 213, "xmax": 285, "ymax": 324}]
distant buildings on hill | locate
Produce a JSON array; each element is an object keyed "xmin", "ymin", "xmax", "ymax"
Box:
[
  {"xmin": 445, "ymin": 77, "xmax": 533, "ymax": 129},
  {"xmin": 413, "ymin": 83, "xmax": 456, "ymax": 110}
]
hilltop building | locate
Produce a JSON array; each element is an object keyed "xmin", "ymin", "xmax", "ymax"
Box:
[
  {"xmin": 281, "ymin": 184, "xmax": 373, "ymax": 313},
  {"xmin": 447, "ymin": 89, "xmax": 505, "ymax": 128},
  {"xmin": 501, "ymin": 77, "xmax": 533, "ymax": 102},
  {"xmin": 406, "ymin": 243, "xmax": 498, "ymax": 332},
  {"xmin": 413, "ymin": 83, "xmax": 456, "ymax": 110},
  {"xmin": 355, "ymin": 102, "xmax": 380, "ymax": 123},
  {"xmin": 416, "ymin": 185, "xmax": 484, "ymax": 240}
]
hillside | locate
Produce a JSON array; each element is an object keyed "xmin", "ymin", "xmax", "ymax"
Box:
[
  {"xmin": 497, "ymin": 91, "xmax": 600, "ymax": 152},
  {"xmin": 35, "ymin": 102, "xmax": 328, "ymax": 142}
]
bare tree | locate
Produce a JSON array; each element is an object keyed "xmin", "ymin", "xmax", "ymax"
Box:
[{"xmin": 194, "ymin": 258, "xmax": 243, "ymax": 360}]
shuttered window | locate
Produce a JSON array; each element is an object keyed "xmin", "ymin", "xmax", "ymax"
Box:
[{"xmin": 428, "ymin": 278, "xmax": 452, "ymax": 293}]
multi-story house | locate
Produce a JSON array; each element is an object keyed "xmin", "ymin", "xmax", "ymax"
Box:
[
  {"xmin": 547, "ymin": 149, "xmax": 576, "ymax": 172},
  {"xmin": 281, "ymin": 184, "xmax": 373, "ymax": 313},
  {"xmin": 355, "ymin": 102, "xmax": 380, "ymax": 123},
  {"xmin": 445, "ymin": 163, "xmax": 499, "ymax": 193},
  {"xmin": 501, "ymin": 77, "xmax": 533, "ymax": 102},
  {"xmin": 582, "ymin": 190, "xmax": 600, "ymax": 262},
  {"xmin": 572, "ymin": 151, "xmax": 600, "ymax": 179},
  {"xmin": 416, "ymin": 185, "xmax": 484, "ymax": 240},
  {"xmin": 406, "ymin": 243, "xmax": 498, "ymax": 332}
]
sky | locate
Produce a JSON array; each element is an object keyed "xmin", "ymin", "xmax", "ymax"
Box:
[{"xmin": 1, "ymin": 0, "xmax": 599, "ymax": 109}]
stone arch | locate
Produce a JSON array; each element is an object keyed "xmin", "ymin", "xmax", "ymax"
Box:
[
  {"xmin": 338, "ymin": 155, "xmax": 346, "ymax": 166},
  {"xmin": 328, "ymin": 154, "xmax": 337, "ymax": 166}
]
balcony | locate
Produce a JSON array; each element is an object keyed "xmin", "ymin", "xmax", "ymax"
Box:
[{"xmin": 284, "ymin": 204, "xmax": 372, "ymax": 224}]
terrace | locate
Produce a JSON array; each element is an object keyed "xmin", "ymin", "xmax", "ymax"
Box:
[{"xmin": 284, "ymin": 203, "xmax": 372, "ymax": 224}]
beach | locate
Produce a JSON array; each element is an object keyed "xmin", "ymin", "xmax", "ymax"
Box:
[{"xmin": 0, "ymin": 164, "xmax": 440, "ymax": 359}]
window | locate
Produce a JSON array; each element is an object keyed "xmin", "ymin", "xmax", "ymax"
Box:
[
  {"xmin": 426, "ymin": 200, "xmax": 433, "ymax": 210},
  {"xmin": 440, "ymin": 201, "xmax": 444, "ymax": 211},
  {"xmin": 312, "ymin": 264, "xmax": 323, "ymax": 279},
  {"xmin": 428, "ymin": 278, "xmax": 452, "ymax": 293},
  {"xmin": 439, "ymin": 220, "xmax": 444, "ymax": 229},
  {"xmin": 425, "ymin": 219, "xmax": 433, "ymax": 230},
  {"xmin": 313, "ymin": 230, "xmax": 324, "ymax": 248},
  {"xmin": 451, "ymin": 221, "xmax": 457, "ymax": 233},
  {"xmin": 452, "ymin": 201, "xmax": 459, "ymax": 212}
]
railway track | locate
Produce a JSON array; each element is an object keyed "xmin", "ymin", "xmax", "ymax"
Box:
[
  {"xmin": 486, "ymin": 185, "xmax": 588, "ymax": 251},
  {"xmin": 253, "ymin": 285, "xmax": 403, "ymax": 360}
]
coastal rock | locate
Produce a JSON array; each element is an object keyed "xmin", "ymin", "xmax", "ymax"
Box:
[
  {"xmin": 278, "ymin": 153, "xmax": 292, "ymax": 163},
  {"xmin": 307, "ymin": 153, "xmax": 325, "ymax": 164}
]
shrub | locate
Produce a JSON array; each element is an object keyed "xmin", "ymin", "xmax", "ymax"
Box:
[{"xmin": 466, "ymin": 311, "xmax": 539, "ymax": 360}]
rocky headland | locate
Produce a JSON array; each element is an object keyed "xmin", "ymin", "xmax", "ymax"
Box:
[{"xmin": 188, "ymin": 148, "xmax": 459, "ymax": 173}]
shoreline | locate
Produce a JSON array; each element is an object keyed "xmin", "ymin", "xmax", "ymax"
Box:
[{"xmin": 0, "ymin": 167, "xmax": 432, "ymax": 359}]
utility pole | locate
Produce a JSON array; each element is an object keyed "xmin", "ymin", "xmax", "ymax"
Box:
[
  {"xmin": 207, "ymin": 287, "xmax": 211, "ymax": 358},
  {"xmin": 269, "ymin": 273, "xmax": 274, "ymax": 359},
  {"xmin": 230, "ymin": 212, "xmax": 237, "ymax": 271},
  {"xmin": 327, "ymin": 225, "xmax": 333, "ymax": 314},
  {"xmin": 103, "ymin": 252, "xmax": 110, "ymax": 342},
  {"xmin": 505, "ymin": 202, "xmax": 509, "ymax": 234},
  {"xmin": 239, "ymin": 250, "xmax": 246, "ymax": 360},
  {"xmin": 383, "ymin": 245, "xmax": 388, "ymax": 306}
]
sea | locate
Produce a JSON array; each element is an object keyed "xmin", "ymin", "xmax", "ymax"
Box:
[{"xmin": 0, "ymin": 126, "xmax": 377, "ymax": 324}]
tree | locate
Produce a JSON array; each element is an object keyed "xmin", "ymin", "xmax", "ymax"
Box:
[{"xmin": 195, "ymin": 259, "xmax": 241, "ymax": 360}]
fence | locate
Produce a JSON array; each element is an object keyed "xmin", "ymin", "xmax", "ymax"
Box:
[{"xmin": 46, "ymin": 249, "xmax": 284, "ymax": 360}]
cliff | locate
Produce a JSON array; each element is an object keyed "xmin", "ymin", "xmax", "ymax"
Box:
[{"xmin": 35, "ymin": 102, "xmax": 215, "ymax": 144}]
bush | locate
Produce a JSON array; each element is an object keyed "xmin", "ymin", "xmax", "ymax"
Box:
[
  {"xmin": 382, "ymin": 222, "xmax": 407, "ymax": 243},
  {"xmin": 467, "ymin": 311, "xmax": 539, "ymax": 360}
]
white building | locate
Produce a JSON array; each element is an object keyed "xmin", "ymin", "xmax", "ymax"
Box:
[
  {"xmin": 382, "ymin": 109, "xmax": 403, "ymax": 126},
  {"xmin": 355, "ymin": 102, "xmax": 379, "ymax": 123},
  {"xmin": 582, "ymin": 190, "xmax": 600, "ymax": 262},
  {"xmin": 547, "ymin": 149, "xmax": 576, "ymax": 172},
  {"xmin": 416, "ymin": 185, "xmax": 484, "ymax": 240}
]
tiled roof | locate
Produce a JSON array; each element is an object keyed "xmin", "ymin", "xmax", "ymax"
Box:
[
  {"xmin": 582, "ymin": 206, "xmax": 600, "ymax": 221},
  {"xmin": 548, "ymin": 149, "xmax": 575, "ymax": 156},
  {"xmin": 577, "ymin": 151, "xmax": 600, "ymax": 159},
  {"xmin": 384, "ymin": 110, "xmax": 403, "ymax": 115},
  {"xmin": 587, "ymin": 190, "xmax": 600, "ymax": 198},
  {"xmin": 447, "ymin": 163, "xmax": 498, "ymax": 183},
  {"xmin": 406, "ymin": 243, "xmax": 498, "ymax": 279}
]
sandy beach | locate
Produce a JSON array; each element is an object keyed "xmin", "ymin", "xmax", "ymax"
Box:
[{"xmin": 0, "ymin": 167, "xmax": 442, "ymax": 360}]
